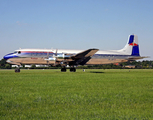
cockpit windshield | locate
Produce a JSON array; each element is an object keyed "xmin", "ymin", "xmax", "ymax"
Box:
[
  {"xmin": 13, "ymin": 51, "xmax": 21, "ymax": 54},
  {"xmin": 13, "ymin": 51, "xmax": 18, "ymax": 54}
]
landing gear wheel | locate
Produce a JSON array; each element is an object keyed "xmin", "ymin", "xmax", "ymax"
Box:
[
  {"xmin": 15, "ymin": 68, "xmax": 20, "ymax": 73},
  {"xmin": 61, "ymin": 68, "xmax": 66, "ymax": 72},
  {"xmin": 70, "ymin": 68, "xmax": 76, "ymax": 72}
]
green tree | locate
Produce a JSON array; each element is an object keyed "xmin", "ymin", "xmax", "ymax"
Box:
[
  {"xmin": 5, "ymin": 64, "xmax": 11, "ymax": 69},
  {"xmin": 0, "ymin": 59, "xmax": 6, "ymax": 68},
  {"xmin": 30, "ymin": 64, "xmax": 36, "ymax": 69}
]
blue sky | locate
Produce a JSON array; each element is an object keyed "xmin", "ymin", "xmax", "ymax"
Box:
[{"xmin": 0, "ymin": 0, "xmax": 153, "ymax": 60}]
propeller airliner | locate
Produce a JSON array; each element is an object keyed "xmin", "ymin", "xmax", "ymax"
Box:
[{"xmin": 4, "ymin": 34, "xmax": 147, "ymax": 72}]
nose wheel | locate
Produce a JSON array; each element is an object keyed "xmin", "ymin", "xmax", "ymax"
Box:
[{"xmin": 15, "ymin": 68, "xmax": 20, "ymax": 73}]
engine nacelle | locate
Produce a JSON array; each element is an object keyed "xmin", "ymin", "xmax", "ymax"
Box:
[
  {"xmin": 56, "ymin": 53, "xmax": 71, "ymax": 59},
  {"xmin": 45, "ymin": 57, "xmax": 56, "ymax": 61},
  {"xmin": 45, "ymin": 53, "xmax": 71, "ymax": 61}
]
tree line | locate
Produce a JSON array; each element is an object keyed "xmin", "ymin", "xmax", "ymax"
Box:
[{"xmin": 0, "ymin": 59, "xmax": 153, "ymax": 69}]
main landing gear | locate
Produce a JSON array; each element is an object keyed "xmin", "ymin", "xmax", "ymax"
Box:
[
  {"xmin": 70, "ymin": 67, "xmax": 76, "ymax": 72},
  {"xmin": 61, "ymin": 67, "xmax": 67, "ymax": 72},
  {"xmin": 61, "ymin": 67, "xmax": 76, "ymax": 72}
]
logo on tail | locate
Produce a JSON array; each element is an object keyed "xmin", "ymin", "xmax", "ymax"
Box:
[{"xmin": 128, "ymin": 35, "xmax": 140, "ymax": 56}]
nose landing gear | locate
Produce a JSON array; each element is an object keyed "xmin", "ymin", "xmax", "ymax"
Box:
[
  {"xmin": 15, "ymin": 68, "xmax": 20, "ymax": 73},
  {"xmin": 15, "ymin": 65, "xmax": 20, "ymax": 73}
]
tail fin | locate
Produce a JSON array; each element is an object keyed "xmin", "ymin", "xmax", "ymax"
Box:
[{"xmin": 119, "ymin": 34, "xmax": 140, "ymax": 56}]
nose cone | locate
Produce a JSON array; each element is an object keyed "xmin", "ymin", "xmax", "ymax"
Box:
[{"xmin": 3, "ymin": 53, "xmax": 14, "ymax": 60}]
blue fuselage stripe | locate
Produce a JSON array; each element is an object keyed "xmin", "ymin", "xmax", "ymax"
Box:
[{"xmin": 4, "ymin": 50, "xmax": 141, "ymax": 60}]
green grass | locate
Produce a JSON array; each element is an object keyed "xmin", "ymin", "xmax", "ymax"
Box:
[{"xmin": 0, "ymin": 69, "xmax": 153, "ymax": 119}]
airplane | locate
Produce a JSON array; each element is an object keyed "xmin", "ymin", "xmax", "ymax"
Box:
[{"xmin": 3, "ymin": 34, "xmax": 147, "ymax": 72}]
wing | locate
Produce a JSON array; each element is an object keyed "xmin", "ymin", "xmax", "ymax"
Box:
[
  {"xmin": 71, "ymin": 49, "xmax": 99, "ymax": 60},
  {"xmin": 69, "ymin": 49, "xmax": 99, "ymax": 65}
]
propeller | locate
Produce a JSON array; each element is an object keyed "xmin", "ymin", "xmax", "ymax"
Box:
[
  {"xmin": 44, "ymin": 49, "xmax": 68, "ymax": 66},
  {"xmin": 54, "ymin": 49, "xmax": 58, "ymax": 66},
  {"xmin": 46, "ymin": 52, "xmax": 49, "ymax": 64}
]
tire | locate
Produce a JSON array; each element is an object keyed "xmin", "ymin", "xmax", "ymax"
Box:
[
  {"xmin": 15, "ymin": 68, "xmax": 20, "ymax": 73},
  {"xmin": 70, "ymin": 68, "xmax": 76, "ymax": 72},
  {"xmin": 61, "ymin": 68, "xmax": 66, "ymax": 72}
]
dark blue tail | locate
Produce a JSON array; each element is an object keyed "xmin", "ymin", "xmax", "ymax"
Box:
[{"xmin": 128, "ymin": 35, "xmax": 140, "ymax": 56}]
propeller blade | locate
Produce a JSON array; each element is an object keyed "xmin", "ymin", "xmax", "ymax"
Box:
[
  {"xmin": 55, "ymin": 49, "xmax": 58, "ymax": 66},
  {"xmin": 46, "ymin": 52, "xmax": 49, "ymax": 64},
  {"xmin": 47, "ymin": 52, "xmax": 49, "ymax": 58}
]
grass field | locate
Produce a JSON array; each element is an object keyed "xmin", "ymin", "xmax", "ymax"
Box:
[{"xmin": 0, "ymin": 69, "xmax": 153, "ymax": 119}]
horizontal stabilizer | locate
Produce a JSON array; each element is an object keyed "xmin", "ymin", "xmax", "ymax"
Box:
[{"xmin": 128, "ymin": 56, "xmax": 149, "ymax": 61}]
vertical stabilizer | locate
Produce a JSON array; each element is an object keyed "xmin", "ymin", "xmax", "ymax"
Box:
[
  {"xmin": 119, "ymin": 34, "xmax": 140, "ymax": 56},
  {"xmin": 129, "ymin": 35, "xmax": 140, "ymax": 56}
]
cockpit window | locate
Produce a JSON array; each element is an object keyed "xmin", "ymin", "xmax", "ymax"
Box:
[{"xmin": 18, "ymin": 51, "xmax": 21, "ymax": 54}]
